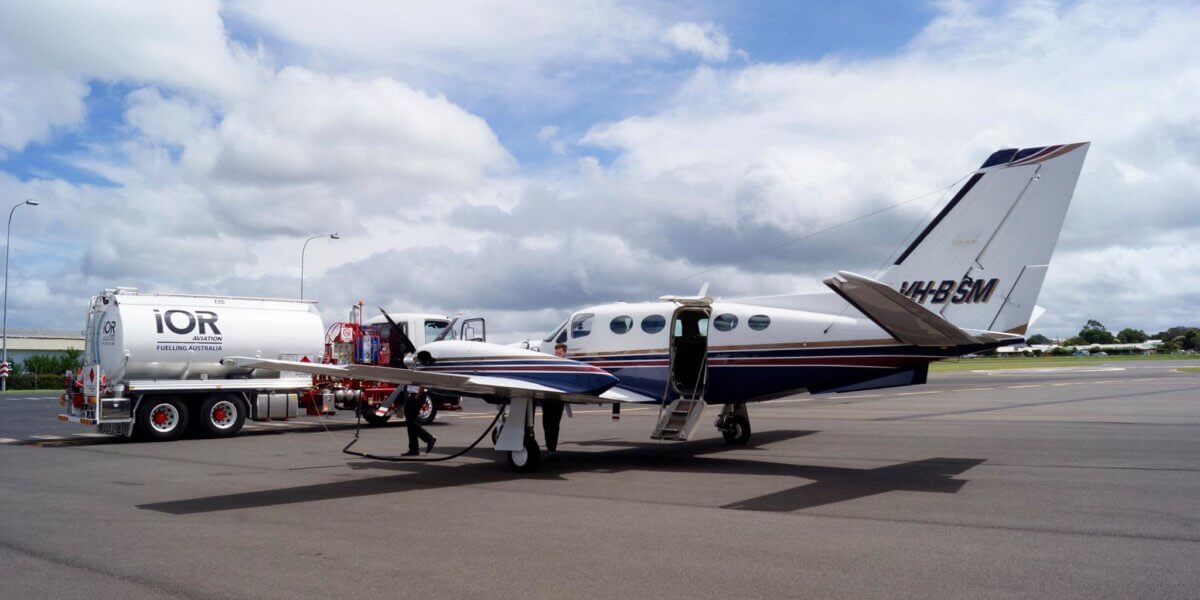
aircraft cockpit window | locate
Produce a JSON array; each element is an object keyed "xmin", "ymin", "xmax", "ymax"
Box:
[
  {"xmin": 641, "ymin": 314, "xmax": 666, "ymax": 334},
  {"xmin": 748, "ymin": 315, "xmax": 771, "ymax": 331},
  {"xmin": 713, "ymin": 314, "xmax": 738, "ymax": 332},
  {"xmin": 609, "ymin": 316, "xmax": 633, "ymax": 334},
  {"xmin": 543, "ymin": 319, "xmax": 568, "ymax": 343},
  {"xmin": 571, "ymin": 313, "xmax": 595, "ymax": 338}
]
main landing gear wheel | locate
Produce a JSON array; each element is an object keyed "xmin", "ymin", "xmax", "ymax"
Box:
[
  {"xmin": 199, "ymin": 394, "xmax": 245, "ymax": 438},
  {"xmin": 506, "ymin": 434, "xmax": 542, "ymax": 473},
  {"xmin": 722, "ymin": 414, "xmax": 751, "ymax": 445},
  {"xmin": 360, "ymin": 404, "xmax": 392, "ymax": 426},
  {"xmin": 137, "ymin": 397, "xmax": 188, "ymax": 441}
]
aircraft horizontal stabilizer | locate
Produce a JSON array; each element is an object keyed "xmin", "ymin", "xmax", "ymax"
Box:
[{"xmin": 823, "ymin": 271, "xmax": 1021, "ymax": 348}]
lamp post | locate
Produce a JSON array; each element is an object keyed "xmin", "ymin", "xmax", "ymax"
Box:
[
  {"xmin": 300, "ymin": 232, "xmax": 339, "ymax": 300},
  {"xmin": 3, "ymin": 199, "xmax": 40, "ymax": 392}
]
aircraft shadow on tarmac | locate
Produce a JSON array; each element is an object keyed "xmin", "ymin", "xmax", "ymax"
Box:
[{"xmin": 138, "ymin": 430, "xmax": 985, "ymax": 515}]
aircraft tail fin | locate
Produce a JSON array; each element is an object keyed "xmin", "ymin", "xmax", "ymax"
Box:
[{"xmin": 878, "ymin": 143, "xmax": 1089, "ymax": 334}]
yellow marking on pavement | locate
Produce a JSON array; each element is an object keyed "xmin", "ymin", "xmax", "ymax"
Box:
[{"xmin": 896, "ymin": 391, "xmax": 941, "ymax": 396}]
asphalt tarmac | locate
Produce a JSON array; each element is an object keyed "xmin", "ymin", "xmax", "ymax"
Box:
[{"xmin": 2, "ymin": 361, "xmax": 1199, "ymax": 599}]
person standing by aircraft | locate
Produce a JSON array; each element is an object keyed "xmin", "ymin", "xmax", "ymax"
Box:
[
  {"xmin": 402, "ymin": 387, "xmax": 437, "ymax": 456},
  {"xmin": 541, "ymin": 343, "xmax": 569, "ymax": 458}
]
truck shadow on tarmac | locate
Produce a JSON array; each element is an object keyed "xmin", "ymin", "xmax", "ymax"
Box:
[{"xmin": 138, "ymin": 430, "xmax": 985, "ymax": 515}]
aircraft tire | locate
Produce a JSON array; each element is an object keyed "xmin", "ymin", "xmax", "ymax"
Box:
[
  {"xmin": 506, "ymin": 434, "xmax": 542, "ymax": 473},
  {"xmin": 722, "ymin": 414, "xmax": 751, "ymax": 445},
  {"xmin": 360, "ymin": 404, "xmax": 392, "ymax": 426}
]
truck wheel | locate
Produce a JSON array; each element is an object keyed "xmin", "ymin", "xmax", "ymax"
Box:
[
  {"xmin": 360, "ymin": 404, "xmax": 392, "ymax": 426},
  {"xmin": 418, "ymin": 395, "xmax": 438, "ymax": 425},
  {"xmin": 199, "ymin": 394, "xmax": 245, "ymax": 438},
  {"xmin": 138, "ymin": 398, "xmax": 188, "ymax": 441}
]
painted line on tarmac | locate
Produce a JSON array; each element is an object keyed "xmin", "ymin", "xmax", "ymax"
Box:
[
  {"xmin": 836, "ymin": 394, "xmax": 882, "ymax": 399},
  {"xmin": 896, "ymin": 390, "xmax": 941, "ymax": 396},
  {"xmin": 30, "ymin": 434, "xmax": 66, "ymax": 440},
  {"xmin": 953, "ymin": 387, "xmax": 995, "ymax": 392},
  {"xmin": 1008, "ymin": 384, "xmax": 1041, "ymax": 389},
  {"xmin": 0, "ymin": 437, "xmax": 18, "ymax": 444}
]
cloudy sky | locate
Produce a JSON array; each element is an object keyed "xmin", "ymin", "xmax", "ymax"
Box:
[{"xmin": 1, "ymin": 0, "xmax": 1197, "ymax": 340}]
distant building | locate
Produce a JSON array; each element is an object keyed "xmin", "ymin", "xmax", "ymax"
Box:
[
  {"xmin": 2, "ymin": 328, "xmax": 84, "ymax": 367},
  {"xmin": 997, "ymin": 340, "xmax": 1163, "ymax": 354}
]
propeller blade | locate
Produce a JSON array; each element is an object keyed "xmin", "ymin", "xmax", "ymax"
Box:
[{"xmin": 378, "ymin": 307, "xmax": 418, "ymax": 355}]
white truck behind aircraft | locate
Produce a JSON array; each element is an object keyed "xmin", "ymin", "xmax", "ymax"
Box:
[{"xmin": 59, "ymin": 288, "xmax": 325, "ymax": 440}]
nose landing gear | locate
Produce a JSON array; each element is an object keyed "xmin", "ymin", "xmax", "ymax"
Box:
[
  {"xmin": 495, "ymin": 398, "xmax": 543, "ymax": 473},
  {"xmin": 716, "ymin": 402, "xmax": 751, "ymax": 445}
]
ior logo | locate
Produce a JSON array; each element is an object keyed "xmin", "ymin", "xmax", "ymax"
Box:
[
  {"xmin": 899, "ymin": 277, "xmax": 999, "ymax": 305},
  {"xmin": 153, "ymin": 309, "xmax": 221, "ymax": 335}
]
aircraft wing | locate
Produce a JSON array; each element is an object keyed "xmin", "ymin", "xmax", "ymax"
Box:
[
  {"xmin": 823, "ymin": 271, "xmax": 1022, "ymax": 348},
  {"xmin": 220, "ymin": 357, "xmax": 654, "ymax": 405}
]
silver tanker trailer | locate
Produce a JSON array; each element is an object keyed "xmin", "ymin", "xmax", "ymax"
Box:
[{"xmin": 58, "ymin": 288, "xmax": 324, "ymax": 440}]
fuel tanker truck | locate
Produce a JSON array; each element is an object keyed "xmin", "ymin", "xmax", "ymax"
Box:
[{"xmin": 59, "ymin": 288, "xmax": 324, "ymax": 440}]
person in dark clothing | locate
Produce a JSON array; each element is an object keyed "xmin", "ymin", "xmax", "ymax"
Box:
[
  {"xmin": 401, "ymin": 386, "xmax": 437, "ymax": 456},
  {"xmin": 542, "ymin": 343, "xmax": 569, "ymax": 458}
]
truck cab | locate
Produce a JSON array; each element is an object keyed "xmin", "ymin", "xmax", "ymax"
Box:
[{"xmin": 318, "ymin": 306, "xmax": 482, "ymax": 425}]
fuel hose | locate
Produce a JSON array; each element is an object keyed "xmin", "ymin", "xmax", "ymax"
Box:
[{"xmin": 342, "ymin": 401, "xmax": 506, "ymax": 462}]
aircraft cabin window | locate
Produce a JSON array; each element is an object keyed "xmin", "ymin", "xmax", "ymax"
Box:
[
  {"xmin": 748, "ymin": 315, "xmax": 771, "ymax": 331},
  {"xmin": 641, "ymin": 314, "xmax": 666, "ymax": 334},
  {"xmin": 571, "ymin": 313, "xmax": 595, "ymax": 338},
  {"xmin": 713, "ymin": 313, "xmax": 738, "ymax": 332},
  {"xmin": 610, "ymin": 316, "xmax": 633, "ymax": 334}
]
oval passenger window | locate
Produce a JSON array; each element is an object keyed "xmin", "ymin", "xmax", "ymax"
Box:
[
  {"xmin": 610, "ymin": 316, "xmax": 633, "ymax": 334},
  {"xmin": 713, "ymin": 313, "xmax": 738, "ymax": 332},
  {"xmin": 641, "ymin": 314, "xmax": 666, "ymax": 334},
  {"xmin": 748, "ymin": 315, "xmax": 771, "ymax": 331}
]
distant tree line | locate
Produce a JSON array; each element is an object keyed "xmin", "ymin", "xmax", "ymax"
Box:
[
  {"xmin": 1, "ymin": 349, "xmax": 83, "ymax": 390},
  {"xmin": 17, "ymin": 349, "xmax": 83, "ymax": 375},
  {"xmin": 1026, "ymin": 321, "xmax": 1200, "ymax": 353}
]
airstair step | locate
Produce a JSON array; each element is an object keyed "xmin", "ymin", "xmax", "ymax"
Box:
[{"xmin": 651, "ymin": 397, "xmax": 708, "ymax": 441}]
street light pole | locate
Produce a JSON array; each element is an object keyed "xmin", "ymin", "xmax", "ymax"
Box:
[
  {"xmin": 300, "ymin": 232, "xmax": 339, "ymax": 300},
  {"xmin": 3, "ymin": 199, "xmax": 40, "ymax": 392}
]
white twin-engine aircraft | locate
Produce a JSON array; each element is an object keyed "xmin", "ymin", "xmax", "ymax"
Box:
[{"xmin": 227, "ymin": 143, "xmax": 1089, "ymax": 472}]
